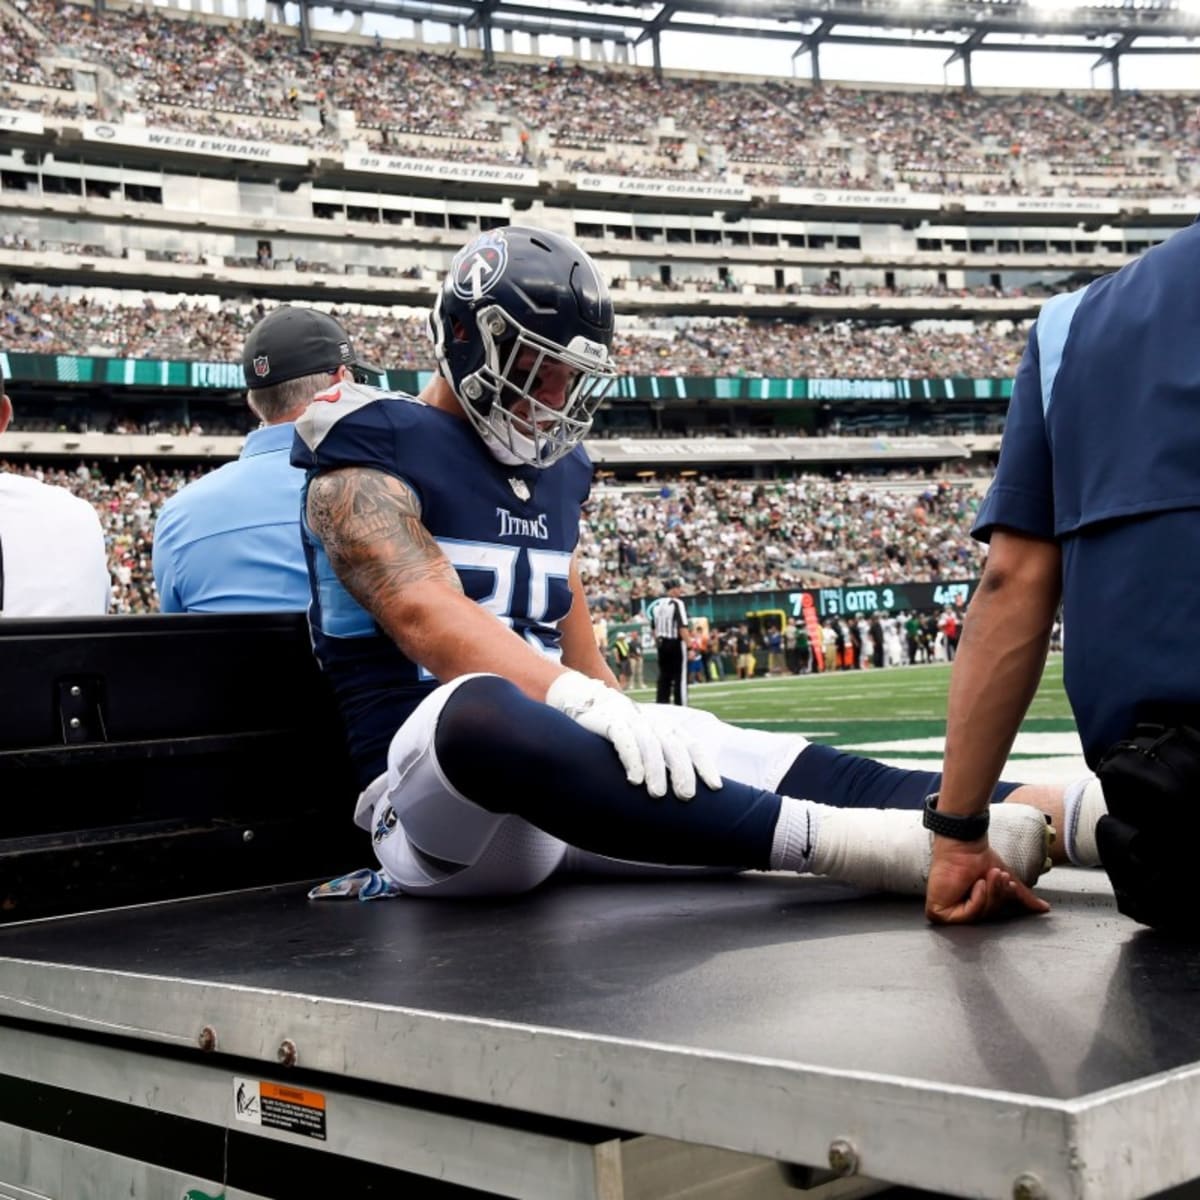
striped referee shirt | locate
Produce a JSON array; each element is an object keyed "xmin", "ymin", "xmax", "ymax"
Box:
[{"xmin": 653, "ymin": 596, "xmax": 688, "ymax": 641}]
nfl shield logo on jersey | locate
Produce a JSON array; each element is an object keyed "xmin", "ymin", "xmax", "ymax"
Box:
[
  {"xmin": 253, "ymin": 355, "xmax": 270, "ymax": 378},
  {"xmin": 452, "ymin": 230, "xmax": 509, "ymax": 302},
  {"xmin": 509, "ymin": 477, "xmax": 531, "ymax": 501}
]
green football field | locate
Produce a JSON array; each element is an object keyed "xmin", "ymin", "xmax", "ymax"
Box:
[{"xmin": 627, "ymin": 655, "xmax": 1083, "ymax": 778}]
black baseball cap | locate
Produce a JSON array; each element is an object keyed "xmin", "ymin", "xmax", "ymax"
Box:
[{"xmin": 242, "ymin": 306, "xmax": 383, "ymax": 390}]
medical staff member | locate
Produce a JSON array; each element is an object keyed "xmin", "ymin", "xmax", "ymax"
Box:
[
  {"xmin": 153, "ymin": 307, "xmax": 380, "ymax": 612},
  {"xmin": 926, "ymin": 223, "xmax": 1200, "ymax": 933}
]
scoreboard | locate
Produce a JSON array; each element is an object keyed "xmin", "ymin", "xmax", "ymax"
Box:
[
  {"xmin": 790, "ymin": 580, "xmax": 976, "ymax": 619},
  {"xmin": 658, "ymin": 580, "xmax": 978, "ymax": 627}
]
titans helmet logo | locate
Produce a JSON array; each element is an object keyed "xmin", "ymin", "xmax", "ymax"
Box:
[
  {"xmin": 372, "ymin": 804, "xmax": 399, "ymax": 845},
  {"xmin": 451, "ymin": 230, "xmax": 509, "ymax": 302}
]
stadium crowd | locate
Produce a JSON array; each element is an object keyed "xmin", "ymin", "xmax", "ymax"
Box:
[
  {"xmin": 1, "ymin": 290, "xmax": 1029, "ymax": 379},
  {"xmin": 18, "ymin": 0, "xmax": 309, "ymax": 121},
  {"xmin": 0, "ymin": 457, "xmax": 986, "ymax": 615},
  {"xmin": 0, "ymin": 9, "xmax": 72, "ymax": 89},
  {"xmin": 1, "ymin": 0, "xmax": 1195, "ymax": 194},
  {"xmin": 578, "ymin": 476, "xmax": 984, "ymax": 608},
  {"xmin": 136, "ymin": 104, "xmax": 342, "ymax": 152}
]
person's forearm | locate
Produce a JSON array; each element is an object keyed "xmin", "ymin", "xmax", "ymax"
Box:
[
  {"xmin": 379, "ymin": 581, "xmax": 566, "ymax": 701},
  {"xmin": 307, "ymin": 466, "xmax": 569, "ymax": 702},
  {"xmin": 557, "ymin": 559, "xmax": 621, "ymax": 688},
  {"xmin": 561, "ymin": 639, "xmax": 621, "ymax": 687},
  {"xmin": 560, "ymin": 620, "xmax": 620, "ymax": 686},
  {"xmin": 939, "ymin": 570, "xmax": 1058, "ymax": 816}
]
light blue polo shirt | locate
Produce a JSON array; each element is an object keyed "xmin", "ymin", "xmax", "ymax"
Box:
[{"xmin": 153, "ymin": 422, "xmax": 310, "ymax": 613}]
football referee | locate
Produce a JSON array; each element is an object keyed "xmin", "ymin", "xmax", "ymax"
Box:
[{"xmin": 652, "ymin": 579, "xmax": 689, "ymax": 706}]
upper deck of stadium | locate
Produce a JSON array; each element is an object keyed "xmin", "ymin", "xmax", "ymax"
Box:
[{"xmin": 2, "ymin": 0, "xmax": 1198, "ymax": 200}]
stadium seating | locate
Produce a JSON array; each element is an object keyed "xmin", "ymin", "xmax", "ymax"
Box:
[
  {"xmin": 1, "ymin": 290, "xmax": 1028, "ymax": 379},
  {"xmin": 2, "ymin": 1, "xmax": 1194, "ymax": 617},
  {"xmin": 0, "ymin": 458, "xmax": 988, "ymax": 614},
  {"xmin": 1, "ymin": 1, "xmax": 1195, "ymax": 193},
  {"xmin": 579, "ymin": 477, "xmax": 984, "ymax": 607}
]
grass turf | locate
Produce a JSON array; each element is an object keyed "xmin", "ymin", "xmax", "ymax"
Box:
[{"xmin": 628, "ymin": 655, "xmax": 1075, "ymax": 752}]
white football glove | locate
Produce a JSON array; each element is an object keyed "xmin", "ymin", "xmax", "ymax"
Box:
[
  {"xmin": 635, "ymin": 703, "xmax": 723, "ymax": 801},
  {"xmin": 545, "ymin": 671, "xmax": 723, "ymax": 801}
]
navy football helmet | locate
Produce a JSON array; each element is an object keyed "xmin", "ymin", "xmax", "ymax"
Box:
[{"xmin": 430, "ymin": 225, "xmax": 617, "ymax": 468}]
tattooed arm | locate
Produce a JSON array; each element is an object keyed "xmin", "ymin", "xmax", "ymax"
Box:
[
  {"xmin": 308, "ymin": 467, "xmax": 716, "ymax": 797},
  {"xmin": 306, "ymin": 466, "xmax": 567, "ymax": 700}
]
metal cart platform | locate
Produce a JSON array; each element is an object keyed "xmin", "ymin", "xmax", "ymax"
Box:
[
  {"xmin": 2, "ymin": 614, "xmax": 1198, "ymax": 1200},
  {"xmin": 1, "ymin": 868, "xmax": 1197, "ymax": 1200}
]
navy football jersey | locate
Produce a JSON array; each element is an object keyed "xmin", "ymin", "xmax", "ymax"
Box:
[{"xmin": 292, "ymin": 381, "xmax": 592, "ymax": 787}]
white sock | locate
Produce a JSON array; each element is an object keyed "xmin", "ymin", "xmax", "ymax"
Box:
[
  {"xmin": 770, "ymin": 798, "xmax": 1051, "ymax": 896},
  {"xmin": 769, "ymin": 796, "xmax": 822, "ymax": 872},
  {"xmin": 807, "ymin": 804, "xmax": 933, "ymax": 895},
  {"xmin": 769, "ymin": 798, "xmax": 930, "ymax": 892},
  {"xmin": 1063, "ymin": 776, "xmax": 1107, "ymax": 867}
]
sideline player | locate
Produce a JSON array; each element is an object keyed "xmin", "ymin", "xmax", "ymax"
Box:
[
  {"xmin": 294, "ymin": 226, "xmax": 1083, "ymax": 903},
  {"xmin": 0, "ymin": 366, "xmax": 109, "ymax": 616}
]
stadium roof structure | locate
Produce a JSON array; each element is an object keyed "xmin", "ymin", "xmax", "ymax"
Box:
[{"xmin": 295, "ymin": 0, "xmax": 1200, "ymax": 88}]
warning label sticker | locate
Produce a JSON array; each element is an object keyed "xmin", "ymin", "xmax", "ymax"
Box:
[{"xmin": 233, "ymin": 1077, "xmax": 327, "ymax": 1141}]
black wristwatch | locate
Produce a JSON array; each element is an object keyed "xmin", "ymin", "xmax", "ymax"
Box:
[{"xmin": 922, "ymin": 793, "xmax": 990, "ymax": 841}]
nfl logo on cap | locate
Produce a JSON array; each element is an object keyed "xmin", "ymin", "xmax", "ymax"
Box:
[{"xmin": 253, "ymin": 355, "xmax": 270, "ymax": 378}]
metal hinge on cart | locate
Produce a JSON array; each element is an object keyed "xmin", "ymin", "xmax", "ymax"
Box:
[{"xmin": 57, "ymin": 677, "xmax": 108, "ymax": 745}]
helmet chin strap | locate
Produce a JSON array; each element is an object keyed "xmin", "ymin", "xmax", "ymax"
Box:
[{"xmin": 453, "ymin": 365, "xmax": 565, "ymax": 469}]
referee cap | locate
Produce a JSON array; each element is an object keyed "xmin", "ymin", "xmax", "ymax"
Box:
[{"xmin": 242, "ymin": 307, "xmax": 384, "ymax": 390}]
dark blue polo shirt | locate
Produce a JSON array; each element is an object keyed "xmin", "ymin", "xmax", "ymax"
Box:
[{"xmin": 974, "ymin": 221, "xmax": 1200, "ymax": 764}]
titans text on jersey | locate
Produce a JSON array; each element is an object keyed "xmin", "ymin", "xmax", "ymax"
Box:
[
  {"xmin": 496, "ymin": 508, "xmax": 549, "ymax": 540},
  {"xmin": 291, "ymin": 380, "xmax": 594, "ymax": 787}
]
